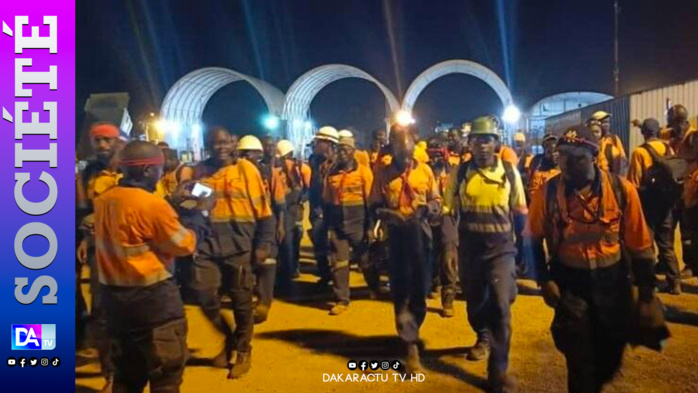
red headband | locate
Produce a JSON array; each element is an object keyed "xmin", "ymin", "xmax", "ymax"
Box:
[
  {"xmin": 90, "ymin": 124, "xmax": 120, "ymax": 139},
  {"xmin": 120, "ymin": 156, "xmax": 165, "ymax": 167}
]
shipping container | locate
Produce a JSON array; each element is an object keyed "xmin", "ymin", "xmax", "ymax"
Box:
[{"xmin": 545, "ymin": 78, "xmax": 698, "ymax": 154}]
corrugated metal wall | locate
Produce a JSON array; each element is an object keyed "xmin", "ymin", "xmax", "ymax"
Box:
[
  {"xmin": 543, "ymin": 79, "xmax": 698, "ymax": 154},
  {"xmin": 580, "ymin": 96, "xmax": 630, "ymax": 153},
  {"xmin": 628, "ymin": 79, "xmax": 698, "ymax": 151}
]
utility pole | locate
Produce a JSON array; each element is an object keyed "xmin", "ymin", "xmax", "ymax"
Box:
[{"xmin": 613, "ymin": 0, "xmax": 620, "ymax": 96}]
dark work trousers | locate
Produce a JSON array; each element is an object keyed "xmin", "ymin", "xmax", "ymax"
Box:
[
  {"xmin": 328, "ymin": 225, "xmax": 377, "ymax": 305},
  {"xmin": 310, "ymin": 209, "xmax": 331, "ymax": 282},
  {"xmin": 111, "ymin": 318, "xmax": 188, "ymax": 393},
  {"xmin": 550, "ymin": 263, "xmax": 631, "ymax": 393},
  {"xmin": 191, "ymin": 253, "xmax": 255, "ymax": 358},
  {"xmin": 430, "ymin": 216, "xmax": 459, "ymax": 302},
  {"xmin": 277, "ymin": 208, "xmax": 299, "ymax": 293},
  {"xmin": 647, "ymin": 207, "xmax": 679, "ymax": 284},
  {"xmin": 387, "ymin": 220, "xmax": 432, "ymax": 344},
  {"xmin": 76, "ymin": 259, "xmax": 88, "ymax": 346},
  {"xmin": 254, "ymin": 216, "xmax": 278, "ymax": 309},
  {"xmin": 684, "ymin": 204, "xmax": 698, "ymax": 273},
  {"xmin": 459, "ymin": 238, "xmax": 517, "ymax": 377},
  {"xmin": 88, "ymin": 251, "xmax": 115, "ymax": 378}
]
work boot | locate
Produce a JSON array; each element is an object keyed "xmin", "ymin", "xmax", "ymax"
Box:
[
  {"xmin": 466, "ymin": 338, "xmax": 490, "ymax": 361},
  {"xmin": 253, "ymin": 304, "xmax": 270, "ymax": 324},
  {"xmin": 211, "ymin": 348, "xmax": 230, "ymax": 369},
  {"xmin": 99, "ymin": 376, "xmax": 113, "ymax": 393},
  {"xmin": 680, "ymin": 267, "xmax": 693, "ymax": 280},
  {"xmin": 668, "ymin": 279, "xmax": 682, "ymax": 295},
  {"xmin": 329, "ymin": 303, "xmax": 348, "ymax": 316},
  {"xmin": 427, "ymin": 285, "xmax": 441, "ymax": 300},
  {"xmin": 441, "ymin": 297, "xmax": 455, "ymax": 318},
  {"xmin": 488, "ymin": 372, "xmax": 517, "ymax": 393},
  {"xmin": 228, "ymin": 352, "xmax": 252, "ymax": 379},
  {"xmin": 405, "ymin": 343, "xmax": 423, "ymax": 374}
]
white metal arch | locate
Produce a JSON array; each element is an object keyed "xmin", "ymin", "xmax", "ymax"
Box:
[
  {"xmin": 401, "ymin": 59, "xmax": 514, "ymax": 113},
  {"xmin": 282, "ymin": 64, "xmax": 400, "ymax": 153},
  {"xmin": 159, "ymin": 67, "xmax": 285, "ymax": 159}
]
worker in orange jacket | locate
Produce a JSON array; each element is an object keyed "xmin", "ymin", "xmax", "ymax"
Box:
[
  {"xmin": 94, "ymin": 141, "xmax": 203, "ymax": 393},
  {"xmin": 426, "ymin": 135, "xmax": 459, "ymax": 318},
  {"xmin": 527, "ymin": 125, "xmax": 660, "ymax": 393},
  {"xmin": 239, "ymin": 135, "xmax": 287, "ymax": 324},
  {"xmin": 627, "ymin": 118, "xmax": 682, "ymax": 293},
  {"xmin": 370, "ymin": 124, "xmax": 441, "ymax": 374},
  {"xmin": 589, "ymin": 111, "xmax": 628, "ymax": 175},
  {"xmin": 322, "ymin": 135, "xmax": 379, "ymax": 315},
  {"xmin": 76, "ymin": 122, "xmax": 125, "ymax": 391},
  {"xmin": 187, "ymin": 127, "xmax": 275, "ymax": 379},
  {"xmin": 527, "ymin": 133, "xmax": 560, "ymax": 201}
]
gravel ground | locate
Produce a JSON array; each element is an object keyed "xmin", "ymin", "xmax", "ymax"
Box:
[{"xmin": 77, "ymin": 232, "xmax": 698, "ymax": 393}]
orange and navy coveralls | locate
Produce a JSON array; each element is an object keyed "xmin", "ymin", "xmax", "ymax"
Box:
[
  {"xmin": 190, "ymin": 157, "xmax": 274, "ymax": 358},
  {"xmin": 527, "ymin": 154, "xmax": 560, "ymax": 201},
  {"xmin": 429, "ymin": 164, "xmax": 459, "ymax": 304},
  {"xmin": 323, "ymin": 159, "xmax": 377, "ymax": 304},
  {"xmin": 277, "ymin": 158, "xmax": 311, "ymax": 283},
  {"xmin": 309, "ymin": 154, "xmax": 335, "ymax": 282},
  {"xmin": 370, "ymin": 158, "xmax": 441, "ymax": 344},
  {"xmin": 680, "ymin": 128, "xmax": 698, "ymax": 273},
  {"xmin": 526, "ymin": 170, "xmax": 655, "ymax": 392},
  {"xmin": 94, "ymin": 184, "xmax": 197, "ymax": 392}
]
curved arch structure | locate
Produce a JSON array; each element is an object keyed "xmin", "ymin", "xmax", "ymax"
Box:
[
  {"xmin": 527, "ymin": 91, "xmax": 613, "ymax": 138},
  {"xmin": 160, "ymin": 67, "xmax": 285, "ymax": 159},
  {"xmin": 401, "ymin": 59, "xmax": 514, "ymax": 113},
  {"xmin": 282, "ymin": 64, "xmax": 400, "ymax": 152}
]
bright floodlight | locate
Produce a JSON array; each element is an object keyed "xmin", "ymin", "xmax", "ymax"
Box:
[
  {"xmin": 395, "ymin": 110, "xmax": 415, "ymax": 126},
  {"xmin": 264, "ymin": 115, "xmax": 280, "ymax": 130},
  {"xmin": 502, "ymin": 105, "xmax": 521, "ymax": 124},
  {"xmin": 304, "ymin": 121, "xmax": 313, "ymax": 131},
  {"xmin": 192, "ymin": 123, "xmax": 202, "ymax": 135}
]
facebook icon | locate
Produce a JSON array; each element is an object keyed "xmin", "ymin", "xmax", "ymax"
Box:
[{"xmin": 11, "ymin": 324, "xmax": 56, "ymax": 350}]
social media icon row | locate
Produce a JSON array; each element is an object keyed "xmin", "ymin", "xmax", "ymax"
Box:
[
  {"xmin": 347, "ymin": 360, "xmax": 401, "ymax": 371},
  {"xmin": 7, "ymin": 357, "xmax": 59, "ymax": 368}
]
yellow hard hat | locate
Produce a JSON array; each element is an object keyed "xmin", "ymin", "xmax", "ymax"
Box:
[
  {"xmin": 513, "ymin": 132, "xmax": 526, "ymax": 142},
  {"xmin": 590, "ymin": 111, "xmax": 611, "ymax": 121},
  {"xmin": 338, "ymin": 129, "xmax": 354, "ymax": 139},
  {"xmin": 469, "ymin": 115, "xmax": 500, "ymax": 138},
  {"xmin": 315, "ymin": 126, "xmax": 339, "ymax": 143},
  {"xmin": 276, "ymin": 139, "xmax": 294, "ymax": 157},
  {"xmin": 237, "ymin": 135, "xmax": 263, "ymax": 151}
]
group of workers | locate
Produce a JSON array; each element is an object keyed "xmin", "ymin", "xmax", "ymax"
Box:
[{"xmin": 75, "ymin": 103, "xmax": 697, "ymax": 393}]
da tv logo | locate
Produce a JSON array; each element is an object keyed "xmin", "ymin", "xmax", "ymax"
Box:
[{"xmin": 11, "ymin": 325, "xmax": 56, "ymax": 350}]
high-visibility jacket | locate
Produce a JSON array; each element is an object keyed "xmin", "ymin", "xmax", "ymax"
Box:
[
  {"xmin": 598, "ymin": 137, "xmax": 624, "ymax": 174},
  {"xmin": 354, "ymin": 150, "xmax": 371, "ymax": 167},
  {"xmin": 196, "ymin": 158, "xmax": 274, "ymax": 256},
  {"xmin": 447, "ymin": 153, "xmax": 462, "ymax": 167},
  {"xmin": 685, "ymin": 164, "xmax": 698, "ymax": 209},
  {"xmin": 528, "ymin": 160, "xmax": 560, "ymax": 201},
  {"xmin": 309, "ymin": 155, "xmax": 334, "ymax": 212},
  {"xmin": 443, "ymin": 158, "xmax": 527, "ymax": 254},
  {"xmin": 602, "ymin": 133, "xmax": 627, "ymax": 159},
  {"xmin": 154, "ymin": 164, "xmax": 183, "ymax": 199},
  {"xmin": 627, "ymin": 139, "xmax": 671, "ymax": 188},
  {"xmin": 526, "ymin": 170, "xmax": 654, "ymax": 271},
  {"xmin": 84, "ymin": 164, "xmax": 122, "ymax": 201},
  {"xmin": 94, "ymin": 186, "xmax": 197, "ymax": 287},
  {"xmin": 323, "ymin": 161, "xmax": 373, "ymax": 232},
  {"xmin": 370, "ymin": 159, "xmax": 441, "ymax": 219}
]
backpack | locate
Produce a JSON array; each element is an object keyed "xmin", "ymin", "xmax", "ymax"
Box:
[
  {"xmin": 639, "ymin": 143, "xmax": 687, "ymax": 211},
  {"xmin": 453, "ymin": 159, "xmax": 518, "ymax": 215}
]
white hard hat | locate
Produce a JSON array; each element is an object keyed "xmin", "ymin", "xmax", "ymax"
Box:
[
  {"xmin": 315, "ymin": 126, "xmax": 339, "ymax": 143},
  {"xmin": 276, "ymin": 139, "xmax": 295, "ymax": 157},
  {"xmin": 338, "ymin": 129, "xmax": 353, "ymax": 139},
  {"xmin": 237, "ymin": 135, "xmax": 263, "ymax": 151}
]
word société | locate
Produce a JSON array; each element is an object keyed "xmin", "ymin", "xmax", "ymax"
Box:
[{"xmin": 11, "ymin": 15, "xmax": 60, "ymax": 305}]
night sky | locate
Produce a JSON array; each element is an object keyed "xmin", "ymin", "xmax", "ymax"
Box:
[{"xmin": 76, "ymin": 0, "xmax": 698, "ymax": 140}]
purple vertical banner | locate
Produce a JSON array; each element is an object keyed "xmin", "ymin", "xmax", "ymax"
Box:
[{"xmin": 0, "ymin": 1, "xmax": 75, "ymax": 392}]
